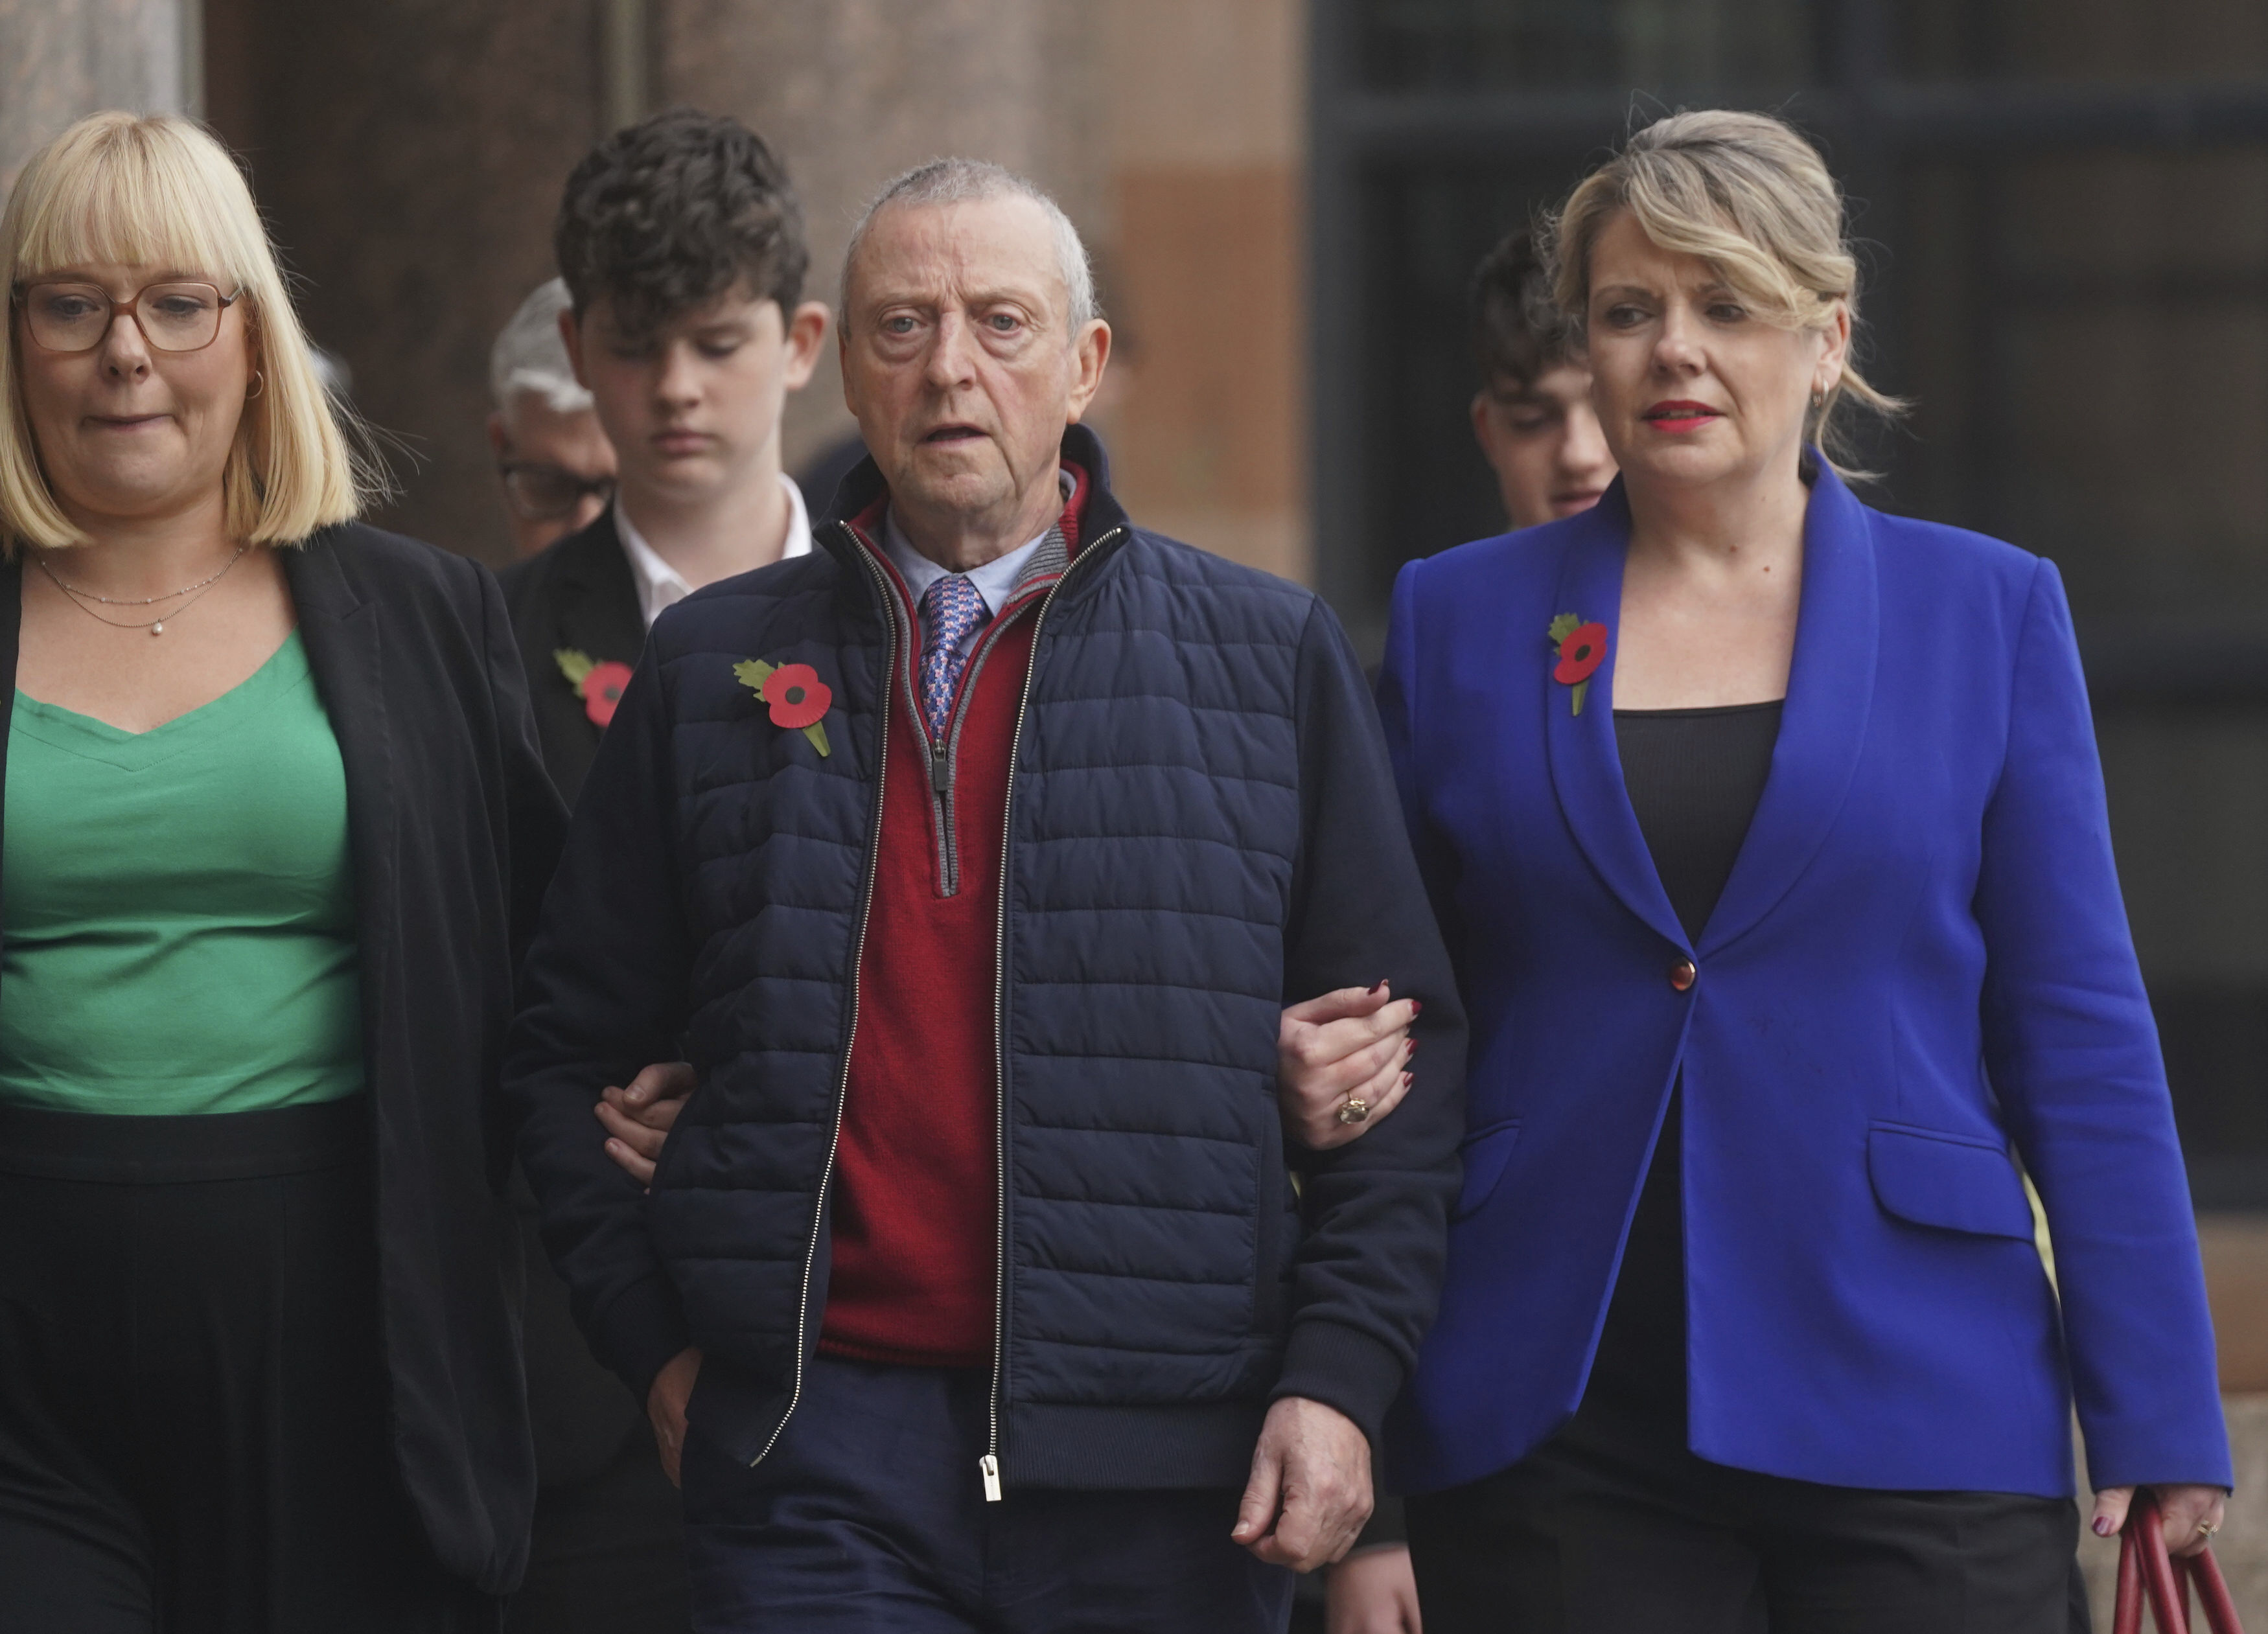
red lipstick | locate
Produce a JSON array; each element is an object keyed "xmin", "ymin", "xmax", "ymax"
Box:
[{"xmin": 1642, "ymin": 400, "xmax": 1722, "ymax": 433}]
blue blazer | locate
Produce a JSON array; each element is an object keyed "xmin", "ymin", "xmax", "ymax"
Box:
[{"xmin": 1379, "ymin": 464, "xmax": 2231, "ymax": 1499}]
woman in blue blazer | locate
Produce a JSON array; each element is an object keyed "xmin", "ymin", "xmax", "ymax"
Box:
[{"xmin": 1369, "ymin": 111, "xmax": 2232, "ymax": 1632}]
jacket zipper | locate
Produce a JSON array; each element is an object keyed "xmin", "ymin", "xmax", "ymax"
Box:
[
  {"xmin": 929, "ymin": 612, "xmax": 1023, "ymax": 898},
  {"xmin": 981, "ymin": 525, "xmax": 1124, "ymax": 1502},
  {"xmin": 746, "ymin": 532, "xmax": 898, "ymax": 1471}
]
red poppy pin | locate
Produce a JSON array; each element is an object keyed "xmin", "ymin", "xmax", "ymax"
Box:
[
  {"xmin": 1547, "ymin": 615, "xmax": 1608, "ymax": 716},
  {"xmin": 733, "ymin": 658, "xmax": 833, "ymax": 757},
  {"xmin": 555, "ymin": 648, "xmax": 634, "ymax": 728}
]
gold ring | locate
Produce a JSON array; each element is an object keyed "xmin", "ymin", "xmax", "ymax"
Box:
[{"xmin": 1337, "ymin": 1098, "xmax": 1371, "ymax": 1125}]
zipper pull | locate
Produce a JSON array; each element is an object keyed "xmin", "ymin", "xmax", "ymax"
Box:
[
  {"xmin": 931, "ymin": 740, "xmax": 952, "ymax": 795},
  {"xmin": 979, "ymin": 1454, "xmax": 1002, "ymax": 1502}
]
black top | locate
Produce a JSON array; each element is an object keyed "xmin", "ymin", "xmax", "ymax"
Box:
[
  {"xmin": 1579, "ymin": 700, "xmax": 1783, "ymax": 1440},
  {"xmin": 0, "ymin": 532, "xmax": 568, "ymax": 1594}
]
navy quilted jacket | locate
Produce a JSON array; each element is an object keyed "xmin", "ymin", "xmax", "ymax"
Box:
[{"xmin": 507, "ymin": 430, "xmax": 1466, "ymax": 1490}]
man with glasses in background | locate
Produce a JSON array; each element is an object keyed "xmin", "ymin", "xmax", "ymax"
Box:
[{"xmin": 489, "ymin": 278, "xmax": 618, "ymax": 561}]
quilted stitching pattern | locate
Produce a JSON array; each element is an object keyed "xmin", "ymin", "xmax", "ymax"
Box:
[{"xmin": 643, "ymin": 529, "xmax": 1315, "ymax": 1413}]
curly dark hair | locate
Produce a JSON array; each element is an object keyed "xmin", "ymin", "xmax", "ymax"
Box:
[
  {"xmin": 1471, "ymin": 227, "xmax": 1575, "ymax": 391},
  {"xmin": 553, "ymin": 109, "xmax": 809, "ymax": 339}
]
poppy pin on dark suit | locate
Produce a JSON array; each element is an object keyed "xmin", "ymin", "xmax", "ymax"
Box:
[{"xmin": 553, "ymin": 649, "xmax": 634, "ymax": 728}]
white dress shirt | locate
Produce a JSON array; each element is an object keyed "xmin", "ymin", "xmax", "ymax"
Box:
[{"xmin": 614, "ymin": 473, "xmax": 813, "ymax": 631}]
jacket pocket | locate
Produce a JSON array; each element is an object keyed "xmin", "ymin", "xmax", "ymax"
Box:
[
  {"xmin": 1866, "ymin": 1122, "xmax": 2034, "ymax": 1240},
  {"xmin": 1452, "ymin": 1118, "xmax": 1522, "ymax": 1222}
]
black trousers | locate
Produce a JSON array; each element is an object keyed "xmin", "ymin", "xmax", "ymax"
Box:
[
  {"xmin": 1406, "ymin": 1416, "xmax": 2089, "ymax": 1634},
  {"xmin": 0, "ymin": 1098, "xmax": 498, "ymax": 1634},
  {"xmin": 506, "ymin": 1427, "xmax": 688, "ymax": 1634}
]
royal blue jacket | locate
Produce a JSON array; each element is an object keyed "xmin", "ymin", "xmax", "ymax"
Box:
[
  {"xmin": 505, "ymin": 429, "xmax": 1466, "ymax": 1491},
  {"xmin": 1380, "ymin": 464, "xmax": 2230, "ymax": 1499}
]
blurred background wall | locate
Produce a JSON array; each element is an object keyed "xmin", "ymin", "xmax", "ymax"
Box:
[
  {"xmin": 6, "ymin": 0, "xmax": 2268, "ymax": 1616},
  {"xmin": 184, "ymin": 0, "xmax": 1306, "ymax": 587}
]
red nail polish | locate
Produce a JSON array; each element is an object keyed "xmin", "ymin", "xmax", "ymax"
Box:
[
  {"xmin": 1371, "ymin": 978, "xmax": 1389, "ymax": 993},
  {"xmin": 1411, "ymin": 1000, "xmax": 1423, "ymax": 1018},
  {"xmin": 1406, "ymin": 1037, "xmax": 1419, "ymax": 1057},
  {"xmin": 2094, "ymin": 1517, "xmax": 2114, "ymax": 1537}
]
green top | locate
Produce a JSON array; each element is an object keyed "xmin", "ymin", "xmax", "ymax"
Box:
[{"xmin": 0, "ymin": 630, "xmax": 364, "ymax": 1114}]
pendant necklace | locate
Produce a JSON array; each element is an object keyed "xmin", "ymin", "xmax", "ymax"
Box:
[{"xmin": 34, "ymin": 543, "xmax": 249, "ymax": 635}]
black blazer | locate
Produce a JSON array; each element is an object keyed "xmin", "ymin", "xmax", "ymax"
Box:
[
  {"xmin": 495, "ymin": 512, "xmax": 656, "ymax": 1488},
  {"xmin": 498, "ymin": 511, "xmax": 646, "ymax": 807},
  {"xmin": 0, "ymin": 526, "xmax": 568, "ymax": 1596}
]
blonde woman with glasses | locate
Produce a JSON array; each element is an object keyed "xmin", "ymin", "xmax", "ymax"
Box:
[{"xmin": 0, "ymin": 113, "xmax": 562, "ymax": 1629}]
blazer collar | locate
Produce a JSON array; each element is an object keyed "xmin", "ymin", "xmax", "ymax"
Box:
[
  {"xmin": 0, "ymin": 561, "xmax": 16, "ymax": 941},
  {"xmin": 1702, "ymin": 463, "xmax": 1878, "ymax": 955},
  {"xmin": 553, "ymin": 509, "xmax": 646, "ymax": 667},
  {"xmin": 1543, "ymin": 461, "xmax": 1880, "ymax": 956},
  {"xmin": 282, "ymin": 531, "xmax": 399, "ymax": 1063},
  {"xmin": 1544, "ymin": 482, "xmax": 1687, "ymax": 950}
]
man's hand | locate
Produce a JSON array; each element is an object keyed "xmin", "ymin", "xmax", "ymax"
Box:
[
  {"xmin": 596, "ymin": 1060, "xmax": 697, "ymax": 1187},
  {"xmin": 2093, "ymin": 1482, "xmax": 2229, "ymax": 1558},
  {"xmin": 647, "ymin": 1346, "xmax": 702, "ymax": 1487},
  {"xmin": 1232, "ymin": 1396, "xmax": 1374, "ymax": 1571},
  {"xmin": 1279, "ymin": 984, "xmax": 1419, "ymax": 1150},
  {"xmin": 1328, "ymin": 1543, "xmax": 1423, "ymax": 1633}
]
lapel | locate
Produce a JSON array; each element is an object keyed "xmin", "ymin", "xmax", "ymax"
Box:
[
  {"xmin": 1543, "ymin": 482, "xmax": 1690, "ymax": 950},
  {"xmin": 1542, "ymin": 462, "xmax": 1882, "ymax": 958},
  {"xmin": 1698, "ymin": 464, "xmax": 1879, "ymax": 955},
  {"xmin": 283, "ymin": 532, "xmax": 397, "ymax": 1075},
  {"xmin": 0, "ymin": 562, "xmax": 16, "ymax": 945},
  {"xmin": 557, "ymin": 510, "xmax": 647, "ymax": 670}
]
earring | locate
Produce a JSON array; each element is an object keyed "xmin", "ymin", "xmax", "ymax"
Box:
[{"xmin": 246, "ymin": 369, "xmax": 265, "ymax": 400}]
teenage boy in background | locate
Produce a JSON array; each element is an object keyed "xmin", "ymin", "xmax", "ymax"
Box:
[
  {"xmin": 1465, "ymin": 227, "xmax": 1615, "ymax": 533},
  {"xmin": 502, "ymin": 109, "xmax": 829, "ymax": 803},
  {"xmin": 497, "ymin": 109, "xmax": 826, "ymax": 1634}
]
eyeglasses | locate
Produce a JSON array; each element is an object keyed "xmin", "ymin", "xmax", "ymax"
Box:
[
  {"xmin": 15, "ymin": 280, "xmax": 242, "ymax": 354},
  {"xmin": 498, "ymin": 461, "xmax": 616, "ymax": 522}
]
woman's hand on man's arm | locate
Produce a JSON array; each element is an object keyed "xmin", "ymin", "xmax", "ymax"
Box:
[
  {"xmin": 1279, "ymin": 982, "xmax": 1420, "ymax": 1150},
  {"xmin": 600, "ymin": 976, "xmax": 1426, "ymax": 1185},
  {"xmin": 596, "ymin": 1061, "xmax": 696, "ymax": 1187}
]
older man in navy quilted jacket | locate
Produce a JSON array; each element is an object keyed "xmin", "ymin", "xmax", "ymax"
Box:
[{"xmin": 507, "ymin": 158, "xmax": 1466, "ymax": 1633}]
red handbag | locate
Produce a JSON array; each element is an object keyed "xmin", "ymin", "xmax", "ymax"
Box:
[{"xmin": 2115, "ymin": 1490, "xmax": 2244, "ymax": 1634}]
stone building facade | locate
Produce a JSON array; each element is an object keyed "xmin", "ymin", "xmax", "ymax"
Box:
[{"xmin": 0, "ymin": 0, "xmax": 1306, "ymax": 581}]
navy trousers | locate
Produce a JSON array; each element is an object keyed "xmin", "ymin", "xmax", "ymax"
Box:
[{"xmin": 680, "ymin": 1355, "xmax": 1293, "ymax": 1633}]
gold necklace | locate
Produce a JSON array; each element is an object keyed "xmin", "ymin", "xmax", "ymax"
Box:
[{"xmin": 34, "ymin": 544, "xmax": 249, "ymax": 636}]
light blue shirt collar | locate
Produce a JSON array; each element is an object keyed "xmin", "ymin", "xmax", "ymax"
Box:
[
  {"xmin": 880, "ymin": 513, "xmax": 1045, "ymax": 625},
  {"xmin": 879, "ymin": 467, "xmax": 1074, "ymax": 654}
]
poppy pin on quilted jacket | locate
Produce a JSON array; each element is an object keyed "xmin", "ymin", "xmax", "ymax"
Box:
[{"xmin": 734, "ymin": 658, "xmax": 833, "ymax": 757}]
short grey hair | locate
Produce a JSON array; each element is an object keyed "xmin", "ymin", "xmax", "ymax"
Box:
[
  {"xmin": 840, "ymin": 158, "xmax": 1097, "ymax": 334},
  {"xmin": 489, "ymin": 277, "xmax": 593, "ymax": 415}
]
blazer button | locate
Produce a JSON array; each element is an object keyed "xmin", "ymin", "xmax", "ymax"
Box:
[{"xmin": 1669, "ymin": 959, "xmax": 1697, "ymax": 992}]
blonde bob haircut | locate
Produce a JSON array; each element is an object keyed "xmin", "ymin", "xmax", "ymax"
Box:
[
  {"xmin": 0, "ymin": 111, "xmax": 373, "ymax": 553},
  {"xmin": 1544, "ymin": 108, "xmax": 1904, "ymax": 479}
]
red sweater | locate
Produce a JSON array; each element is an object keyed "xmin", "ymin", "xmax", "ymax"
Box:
[{"xmin": 818, "ymin": 474, "xmax": 1087, "ymax": 1366}]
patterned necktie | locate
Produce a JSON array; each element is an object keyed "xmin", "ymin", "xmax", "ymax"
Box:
[{"xmin": 918, "ymin": 573, "xmax": 992, "ymax": 741}]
